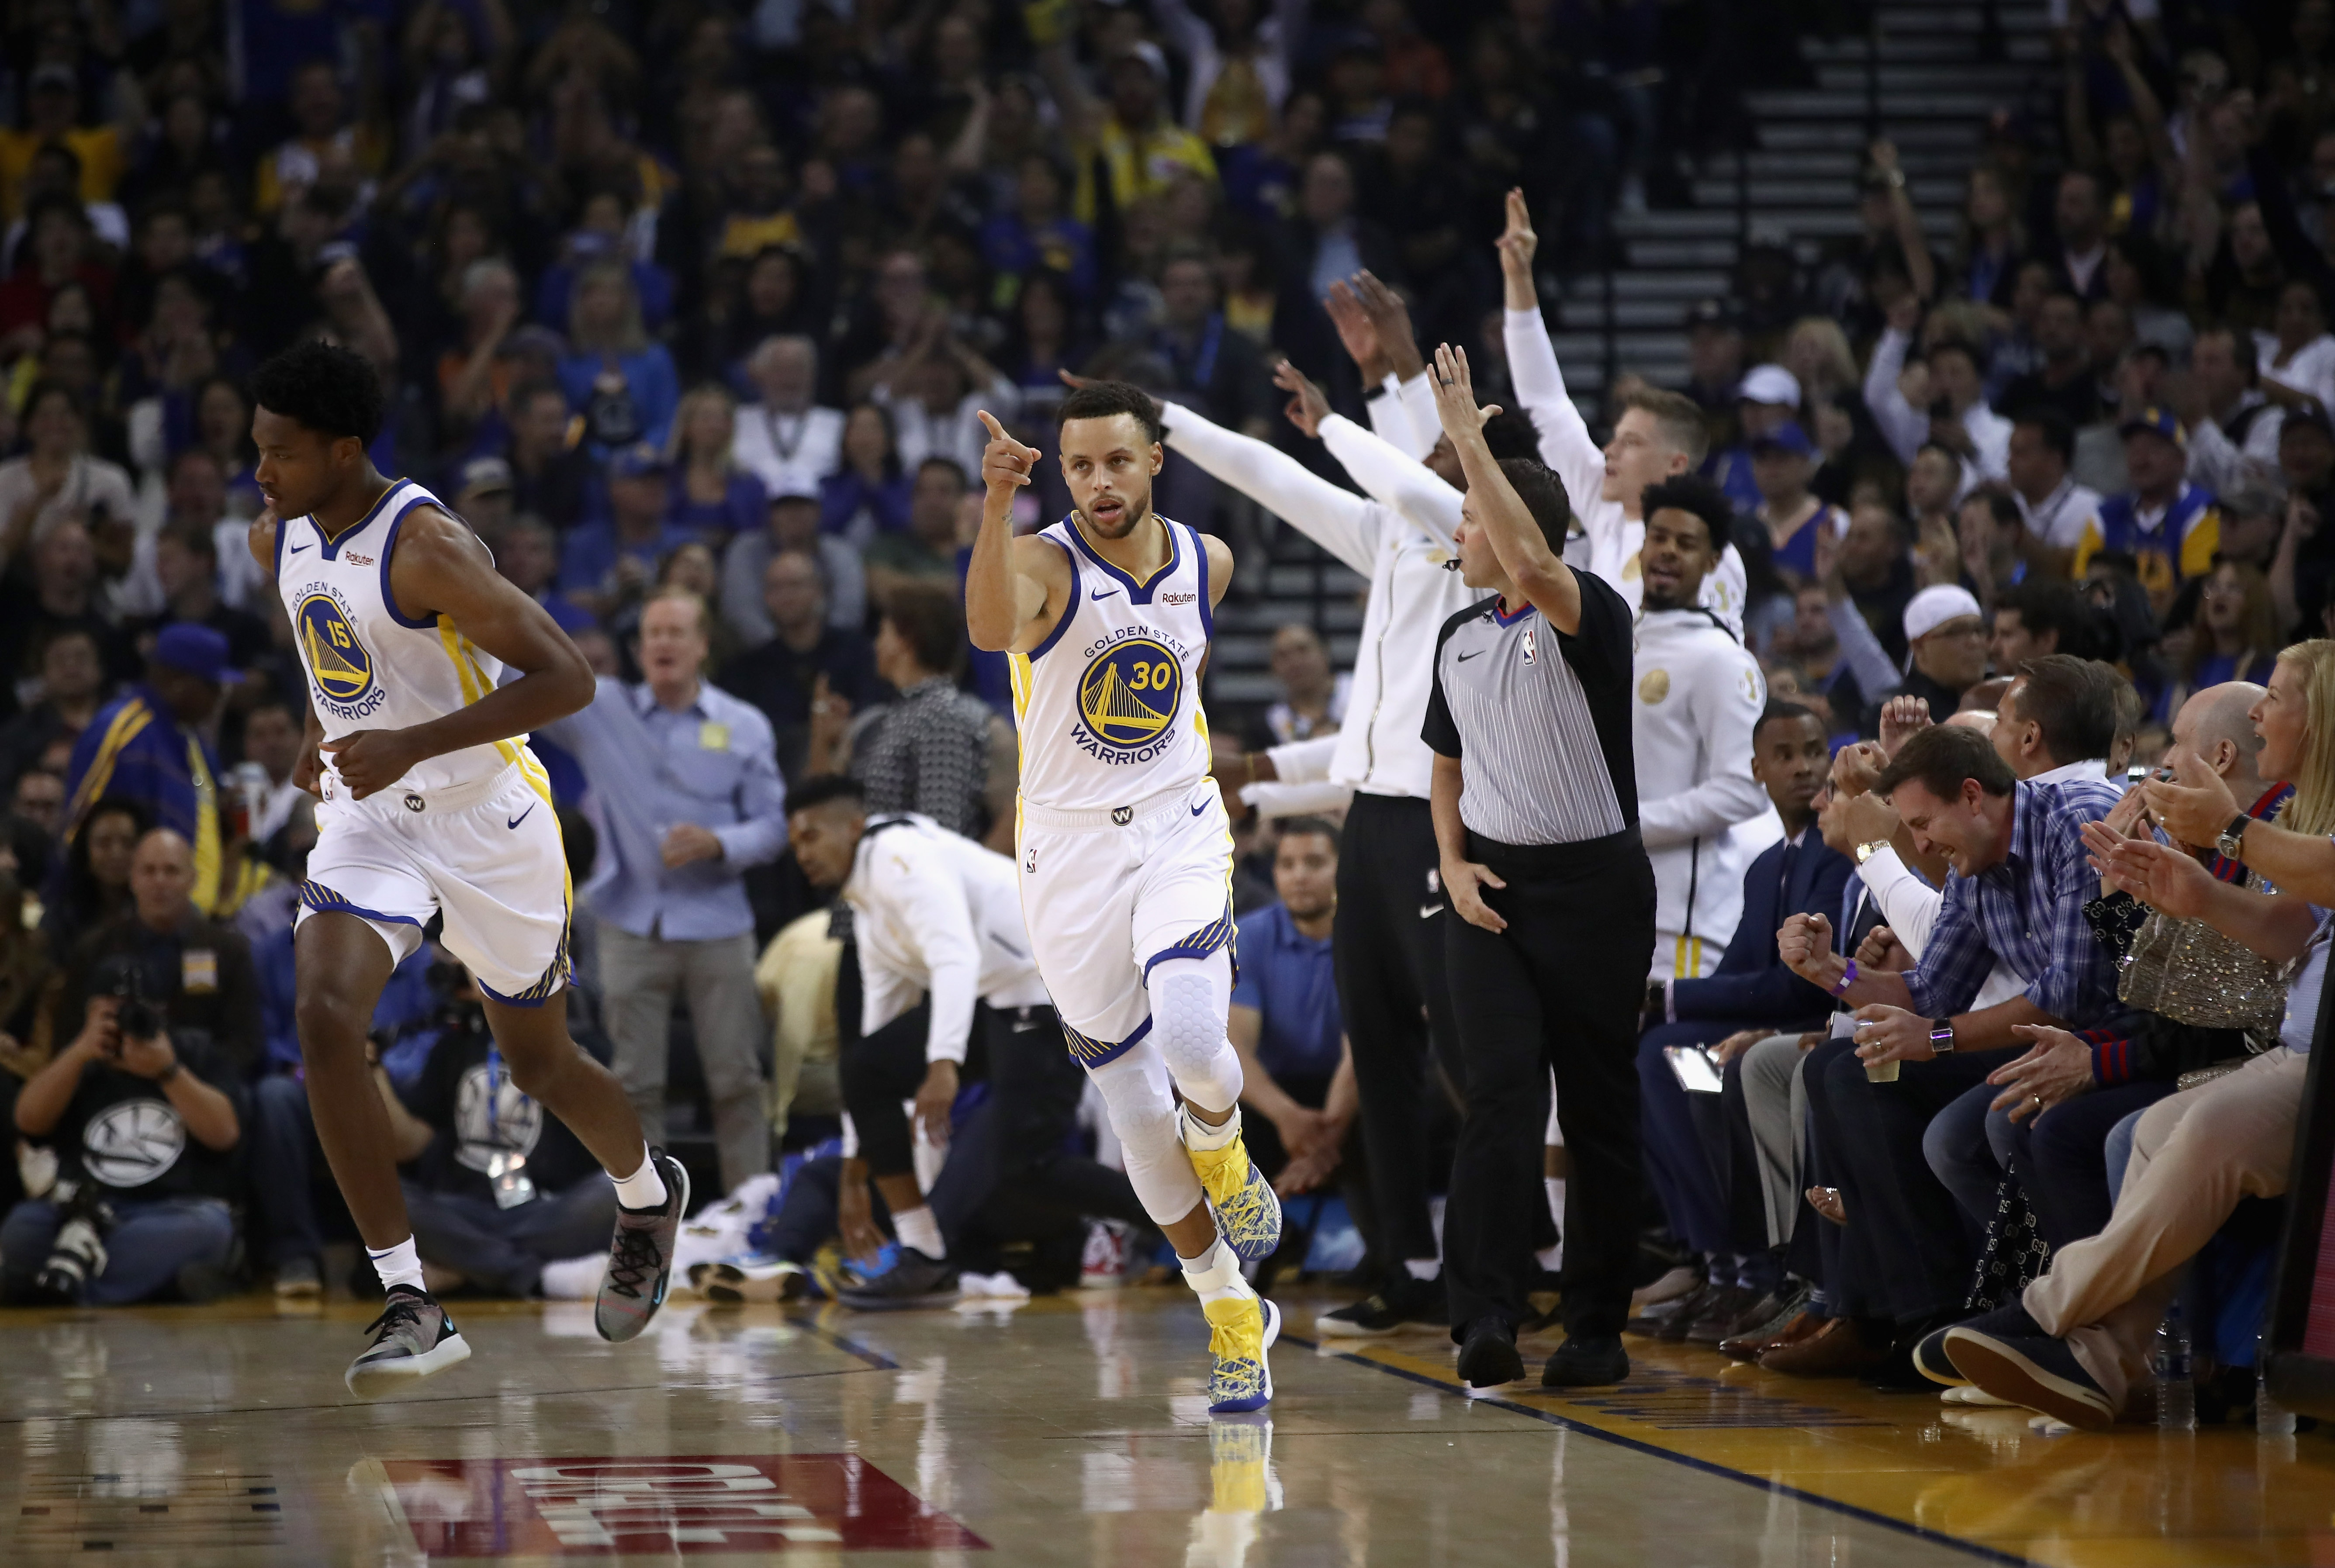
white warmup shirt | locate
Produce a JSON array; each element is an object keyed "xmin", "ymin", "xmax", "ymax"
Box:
[
  {"xmin": 730, "ymin": 400, "xmax": 847, "ymax": 499},
  {"xmin": 1863, "ymin": 326, "xmax": 2012, "ymax": 483},
  {"xmin": 1503, "ymin": 308, "xmax": 1748, "ymax": 629},
  {"xmin": 842, "ymin": 813, "xmax": 1050, "ymax": 1065},
  {"xmin": 1633, "ymin": 605, "xmax": 1774, "ymax": 980},
  {"xmin": 1159, "ymin": 401, "xmax": 1477, "ymax": 809}
]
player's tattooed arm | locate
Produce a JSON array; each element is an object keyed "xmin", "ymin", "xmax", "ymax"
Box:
[
  {"xmin": 965, "ymin": 410, "xmax": 1072, "ymax": 653},
  {"xmin": 322, "ymin": 506, "xmax": 595, "ymax": 798}
]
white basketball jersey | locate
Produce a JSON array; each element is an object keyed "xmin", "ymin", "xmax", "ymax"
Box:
[
  {"xmin": 276, "ymin": 479, "xmax": 519, "ymax": 792},
  {"xmin": 1008, "ymin": 514, "xmax": 1214, "ymax": 812}
]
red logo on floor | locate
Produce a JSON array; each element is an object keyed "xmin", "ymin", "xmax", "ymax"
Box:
[{"xmin": 380, "ymin": 1454, "xmax": 988, "ymax": 1555}]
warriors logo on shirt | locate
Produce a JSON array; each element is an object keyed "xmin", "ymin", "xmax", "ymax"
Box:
[
  {"xmin": 83, "ymin": 1099, "xmax": 187, "ymax": 1188},
  {"xmin": 295, "ymin": 588, "xmax": 389, "ymax": 720},
  {"xmin": 1076, "ymin": 636, "xmax": 1183, "ymax": 758}
]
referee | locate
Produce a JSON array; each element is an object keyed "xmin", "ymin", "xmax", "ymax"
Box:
[{"xmin": 1422, "ymin": 344, "xmax": 1656, "ymax": 1390}]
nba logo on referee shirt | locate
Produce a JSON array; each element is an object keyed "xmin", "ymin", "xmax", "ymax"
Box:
[{"xmin": 1522, "ymin": 629, "xmax": 1537, "ymax": 665}]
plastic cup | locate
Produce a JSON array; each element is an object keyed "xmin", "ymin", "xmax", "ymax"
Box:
[{"xmin": 1864, "ymin": 1057, "xmax": 1901, "ymax": 1084}]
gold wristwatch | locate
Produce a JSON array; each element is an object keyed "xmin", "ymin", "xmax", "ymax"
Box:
[{"xmin": 1855, "ymin": 839, "xmax": 1891, "ymax": 864}]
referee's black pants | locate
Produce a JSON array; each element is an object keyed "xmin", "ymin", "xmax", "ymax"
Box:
[
  {"xmin": 1335, "ymin": 792, "xmax": 1467, "ymax": 1274},
  {"xmin": 1443, "ymin": 828, "xmax": 1654, "ymax": 1342}
]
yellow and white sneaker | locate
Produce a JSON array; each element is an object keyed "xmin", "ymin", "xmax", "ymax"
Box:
[
  {"xmin": 1204, "ymin": 1294, "xmax": 1280, "ymax": 1413},
  {"xmin": 1182, "ymin": 1107, "xmax": 1283, "ymax": 1263}
]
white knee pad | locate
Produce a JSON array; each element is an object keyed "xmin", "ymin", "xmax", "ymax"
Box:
[
  {"xmin": 1148, "ymin": 951, "xmax": 1242, "ymax": 1113},
  {"xmin": 1085, "ymin": 1044, "xmax": 1205, "ymax": 1227}
]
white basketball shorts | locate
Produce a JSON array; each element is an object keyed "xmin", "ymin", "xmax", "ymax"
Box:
[
  {"xmin": 296, "ymin": 751, "xmax": 572, "ymax": 1005},
  {"xmin": 1016, "ymin": 776, "xmax": 1236, "ymax": 1066}
]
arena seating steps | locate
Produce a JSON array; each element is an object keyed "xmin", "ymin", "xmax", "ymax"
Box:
[{"xmin": 1550, "ymin": 0, "xmax": 2056, "ymax": 401}]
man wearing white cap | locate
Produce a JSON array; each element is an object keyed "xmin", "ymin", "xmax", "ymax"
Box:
[
  {"xmin": 1708, "ymin": 363, "xmax": 1807, "ymax": 513},
  {"xmin": 1888, "ymin": 584, "xmax": 1991, "ymax": 729}
]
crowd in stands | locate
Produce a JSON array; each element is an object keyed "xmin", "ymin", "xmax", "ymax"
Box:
[{"xmin": 1, "ymin": 0, "xmax": 2334, "ymax": 1430}]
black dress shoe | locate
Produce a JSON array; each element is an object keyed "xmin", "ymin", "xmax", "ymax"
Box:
[
  {"xmin": 1684, "ymin": 1284, "xmax": 1764, "ymax": 1345},
  {"xmin": 1456, "ymin": 1316, "xmax": 1525, "ymax": 1388},
  {"xmin": 1542, "ymin": 1334, "xmax": 1629, "ymax": 1388}
]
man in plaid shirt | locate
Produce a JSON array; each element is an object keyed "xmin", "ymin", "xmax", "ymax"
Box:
[{"xmin": 1777, "ymin": 723, "xmax": 2123, "ymax": 1380}]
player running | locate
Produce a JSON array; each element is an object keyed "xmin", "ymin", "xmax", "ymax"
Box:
[
  {"xmin": 964, "ymin": 382, "xmax": 1281, "ymax": 1413},
  {"xmin": 248, "ymin": 340, "xmax": 687, "ymax": 1397}
]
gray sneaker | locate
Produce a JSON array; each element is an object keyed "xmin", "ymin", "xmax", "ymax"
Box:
[
  {"xmin": 346, "ymin": 1286, "xmax": 471, "ymax": 1399},
  {"xmin": 595, "ymin": 1150, "xmax": 690, "ymax": 1343}
]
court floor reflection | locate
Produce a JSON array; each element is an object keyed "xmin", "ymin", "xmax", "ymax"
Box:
[{"xmin": 0, "ymin": 1286, "xmax": 2319, "ymax": 1565}]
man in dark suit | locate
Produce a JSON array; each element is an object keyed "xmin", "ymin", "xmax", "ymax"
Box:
[{"xmin": 1632, "ymin": 704, "xmax": 1849, "ymax": 1341}]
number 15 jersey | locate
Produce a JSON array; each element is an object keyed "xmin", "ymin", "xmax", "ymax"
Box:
[
  {"xmin": 275, "ymin": 479, "xmax": 519, "ymax": 793},
  {"xmin": 1007, "ymin": 514, "xmax": 1214, "ymax": 813}
]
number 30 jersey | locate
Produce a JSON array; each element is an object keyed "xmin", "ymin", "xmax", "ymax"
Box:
[
  {"xmin": 275, "ymin": 479, "xmax": 519, "ymax": 793},
  {"xmin": 1007, "ymin": 514, "xmax": 1214, "ymax": 813}
]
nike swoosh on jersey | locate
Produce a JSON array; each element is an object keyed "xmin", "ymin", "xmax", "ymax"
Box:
[
  {"xmin": 1190, "ymin": 801, "xmax": 1207, "ymax": 815},
  {"xmin": 1091, "ymin": 587, "xmax": 1122, "ymax": 600},
  {"xmin": 1419, "ymin": 903, "xmax": 1442, "ymax": 919},
  {"xmin": 1456, "ymin": 650, "xmax": 1484, "ymax": 662},
  {"xmin": 507, "ymin": 803, "xmax": 536, "ymax": 830},
  {"xmin": 289, "ymin": 540, "xmax": 312, "ymax": 553}
]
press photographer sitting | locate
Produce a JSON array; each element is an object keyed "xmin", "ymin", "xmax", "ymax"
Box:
[{"xmin": 5, "ymin": 831, "xmax": 247, "ymax": 1304}]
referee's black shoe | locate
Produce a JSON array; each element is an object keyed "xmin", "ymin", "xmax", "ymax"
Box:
[
  {"xmin": 1456, "ymin": 1317, "xmax": 1526, "ymax": 1388},
  {"xmin": 1316, "ymin": 1274, "xmax": 1445, "ymax": 1337},
  {"xmin": 1542, "ymin": 1334, "xmax": 1629, "ymax": 1388}
]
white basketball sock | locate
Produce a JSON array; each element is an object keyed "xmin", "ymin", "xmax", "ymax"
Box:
[
  {"xmin": 893, "ymin": 1205, "xmax": 946, "ymax": 1259},
  {"xmin": 369, "ymin": 1236, "xmax": 425, "ymax": 1294},
  {"xmin": 1179, "ymin": 1235, "xmax": 1254, "ymax": 1307},
  {"xmin": 612, "ymin": 1146, "xmax": 669, "ymax": 1210}
]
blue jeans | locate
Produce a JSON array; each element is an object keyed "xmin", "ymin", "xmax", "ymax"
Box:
[
  {"xmin": 248, "ymin": 1074, "xmax": 325, "ymax": 1268},
  {"xmin": 401, "ymin": 1177, "xmax": 620, "ymax": 1296},
  {"xmin": 1, "ymin": 1195, "xmax": 235, "ymax": 1304}
]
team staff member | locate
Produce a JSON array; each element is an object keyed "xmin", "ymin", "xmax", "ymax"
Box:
[
  {"xmin": 1422, "ymin": 343, "xmax": 1655, "ymax": 1392},
  {"xmin": 785, "ymin": 775, "xmax": 1151, "ymax": 1306},
  {"xmin": 1494, "ymin": 190, "xmax": 1747, "ymax": 627},
  {"xmin": 1630, "ymin": 475, "xmax": 1772, "ymax": 983},
  {"xmin": 1151, "ymin": 370, "xmax": 1488, "ymax": 1337}
]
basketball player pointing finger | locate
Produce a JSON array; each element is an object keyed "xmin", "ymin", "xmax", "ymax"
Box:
[
  {"xmin": 965, "ymin": 385, "xmax": 1284, "ymax": 1413},
  {"xmin": 249, "ymin": 341, "xmax": 688, "ymax": 1398}
]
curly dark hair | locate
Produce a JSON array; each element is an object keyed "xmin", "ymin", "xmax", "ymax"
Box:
[
  {"xmin": 250, "ymin": 338, "xmax": 387, "ymax": 442},
  {"xmin": 1058, "ymin": 380, "xmax": 1163, "ymax": 445}
]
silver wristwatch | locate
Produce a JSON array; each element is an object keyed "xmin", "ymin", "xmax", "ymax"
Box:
[
  {"xmin": 1928, "ymin": 1018, "xmax": 1956, "ymax": 1054},
  {"xmin": 2216, "ymin": 813, "xmax": 2251, "ymax": 862}
]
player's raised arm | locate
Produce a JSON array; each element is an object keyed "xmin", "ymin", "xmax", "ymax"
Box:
[
  {"xmin": 1431, "ymin": 343, "xmax": 1581, "ymax": 635},
  {"xmin": 965, "ymin": 410, "xmax": 1070, "ymax": 653},
  {"xmin": 320, "ymin": 508, "xmax": 594, "ymax": 798}
]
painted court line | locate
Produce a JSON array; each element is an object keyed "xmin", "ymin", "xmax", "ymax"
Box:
[{"xmin": 1285, "ymin": 1333, "xmax": 2043, "ymax": 1568}]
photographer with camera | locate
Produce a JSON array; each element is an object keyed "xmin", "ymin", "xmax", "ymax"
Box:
[{"xmin": 4, "ymin": 850, "xmax": 246, "ymax": 1302}]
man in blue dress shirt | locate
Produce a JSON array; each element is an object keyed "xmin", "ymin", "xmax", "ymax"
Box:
[{"xmin": 540, "ymin": 586, "xmax": 790, "ymax": 1194}]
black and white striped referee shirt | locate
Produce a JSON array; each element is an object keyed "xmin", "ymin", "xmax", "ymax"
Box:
[{"xmin": 1420, "ymin": 572, "xmax": 1639, "ymax": 847}]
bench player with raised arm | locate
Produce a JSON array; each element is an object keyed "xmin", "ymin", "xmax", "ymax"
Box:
[
  {"xmin": 964, "ymin": 382, "xmax": 1283, "ymax": 1414},
  {"xmin": 247, "ymin": 341, "xmax": 688, "ymax": 1397}
]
